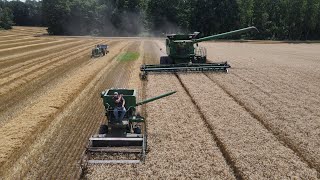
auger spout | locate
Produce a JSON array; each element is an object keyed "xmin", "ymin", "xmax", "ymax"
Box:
[
  {"xmin": 194, "ymin": 26, "xmax": 258, "ymax": 43},
  {"xmin": 136, "ymin": 91, "xmax": 176, "ymax": 106}
]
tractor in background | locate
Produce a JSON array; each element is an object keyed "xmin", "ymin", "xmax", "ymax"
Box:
[{"xmin": 91, "ymin": 44, "xmax": 109, "ymax": 58}]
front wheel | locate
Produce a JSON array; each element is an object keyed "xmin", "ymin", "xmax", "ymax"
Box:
[
  {"xmin": 98, "ymin": 125, "xmax": 108, "ymax": 134},
  {"xmin": 160, "ymin": 56, "xmax": 168, "ymax": 64},
  {"xmin": 139, "ymin": 72, "xmax": 147, "ymax": 80}
]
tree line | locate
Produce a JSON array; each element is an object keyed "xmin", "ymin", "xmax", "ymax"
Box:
[
  {"xmin": 1, "ymin": 0, "xmax": 320, "ymax": 40},
  {"xmin": 0, "ymin": 0, "xmax": 43, "ymax": 29}
]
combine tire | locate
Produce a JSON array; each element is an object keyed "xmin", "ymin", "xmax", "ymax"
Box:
[
  {"xmin": 98, "ymin": 125, "xmax": 108, "ymax": 134},
  {"xmin": 134, "ymin": 127, "xmax": 141, "ymax": 134},
  {"xmin": 160, "ymin": 56, "xmax": 169, "ymax": 64},
  {"xmin": 139, "ymin": 72, "xmax": 147, "ymax": 80}
]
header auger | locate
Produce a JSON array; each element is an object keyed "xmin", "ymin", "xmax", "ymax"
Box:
[
  {"xmin": 82, "ymin": 88, "xmax": 176, "ymax": 167},
  {"xmin": 139, "ymin": 26, "xmax": 258, "ymax": 80}
]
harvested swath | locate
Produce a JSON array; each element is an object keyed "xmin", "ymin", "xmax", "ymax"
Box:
[
  {"xmin": 41, "ymin": 41, "xmax": 139, "ymax": 179},
  {"xmin": 0, "ymin": 34, "xmax": 28, "ymax": 38},
  {"xmin": 0, "ymin": 39, "xmax": 91, "ymax": 78},
  {"xmin": 86, "ymin": 72, "xmax": 235, "ymax": 179},
  {"xmin": 203, "ymin": 42, "xmax": 320, "ymax": 172},
  {"xmin": 2, "ymin": 41, "xmax": 135, "ymax": 179},
  {"xmin": 178, "ymin": 73, "xmax": 317, "ymax": 179},
  {"xmin": 8, "ymin": 30, "xmax": 44, "ymax": 36},
  {"xmin": 0, "ymin": 43, "xmax": 98, "ymax": 95},
  {"xmin": 0, "ymin": 32, "xmax": 14, "ymax": 36},
  {"xmin": 0, "ymin": 28, "xmax": 318, "ymax": 179},
  {"xmin": 10, "ymin": 26, "xmax": 47, "ymax": 35},
  {"xmin": 0, "ymin": 39, "xmax": 82, "ymax": 69},
  {"xmin": 0, "ymin": 37, "xmax": 33, "ymax": 44},
  {"xmin": 0, "ymin": 40, "xmax": 105, "ymax": 91},
  {"xmin": 0, "ymin": 36, "xmax": 40, "ymax": 44},
  {"xmin": 0, "ymin": 39, "xmax": 68, "ymax": 57},
  {"xmin": 0, "ymin": 38, "xmax": 47, "ymax": 49},
  {"xmin": 0, "ymin": 41, "xmax": 129, "ymax": 177},
  {"xmin": 4, "ymin": 28, "xmax": 42, "ymax": 33},
  {"xmin": 0, "ymin": 40, "xmax": 110, "ymax": 126}
]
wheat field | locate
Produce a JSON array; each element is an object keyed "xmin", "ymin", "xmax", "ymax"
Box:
[{"xmin": 0, "ymin": 27, "xmax": 319, "ymax": 179}]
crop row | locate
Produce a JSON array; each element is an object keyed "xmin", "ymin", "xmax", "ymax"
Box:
[{"xmin": 0, "ymin": 41, "xmax": 129, "ymax": 177}]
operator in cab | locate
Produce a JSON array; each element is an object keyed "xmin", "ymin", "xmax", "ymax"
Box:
[{"xmin": 113, "ymin": 92, "xmax": 126, "ymax": 122}]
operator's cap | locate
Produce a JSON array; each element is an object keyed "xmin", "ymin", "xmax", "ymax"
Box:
[{"xmin": 114, "ymin": 92, "xmax": 118, "ymax": 95}]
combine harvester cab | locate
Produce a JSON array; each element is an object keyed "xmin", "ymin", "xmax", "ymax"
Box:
[
  {"xmin": 82, "ymin": 88, "xmax": 176, "ymax": 166},
  {"xmin": 91, "ymin": 44, "xmax": 109, "ymax": 58},
  {"xmin": 140, "ymin": 26, "xmax": 258, "ymax": 80}
]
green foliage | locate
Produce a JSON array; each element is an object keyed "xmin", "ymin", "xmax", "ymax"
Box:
[
  {"xmin": 146, "ymin": 0, "xmax": 181, "ymax": 34},
  {"xmin": 238, "ymin": 0, "xmax": 254, "ymax": 26},
  {"xmin": 237, "ymin": 0, "xmax": 320, "ymax": 40},
  {"xmin": 117, "ymin": 52, "xmax": 140, "ymax": 62},
  {"xmin": 2, "ymin": 0, "xmax": 320, "ymax": 40},
  {"xmin": 0, "ymin": 7, "xmax": 14, "ymax": 30},
  {"xmin": 142, "ymin": 0, "xmax": 320, "ymax": 39},
  {"xmin": 25, "ymin": 0, "xmax": 44, "ymax": 26},
  {"xmin": 43, "ymin": 0, "xmax": 72, "ymax": 35},
  {"xmin": 42, "ymin": 0, "xmax": 144, "ymax": 36},
  {"xmin": 189, "ymin": 0, "xmax": 239, "ymax": 36},
  {"xmin": 1, "ymin": 0, "xmax": 43, "ymax": 27}
]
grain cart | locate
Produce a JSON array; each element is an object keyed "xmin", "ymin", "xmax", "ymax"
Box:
[
  {"xmin": 82, "ymin": 88, "xmax": 176, "ymax": 166},
  {"xmin": 140, "ymin": 26, "xmax": 258, "ymax": 80},
  {"xmin": 91, "ymin": 44, "xmax": 109, "ymax": 58}
]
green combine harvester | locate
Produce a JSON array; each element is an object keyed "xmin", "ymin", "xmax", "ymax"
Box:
[
  {"xmin": 140, "ymin": 26, "xmax": 258, "ymax": 80},
  {"xmin": 82, "ymin": 88, "xmax": 176, "ymax": 166}
]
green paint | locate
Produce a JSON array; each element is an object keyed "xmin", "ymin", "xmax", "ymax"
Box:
[{"xmin": 117, "ymin": 52, "xmax": 140, "ymax": 62}]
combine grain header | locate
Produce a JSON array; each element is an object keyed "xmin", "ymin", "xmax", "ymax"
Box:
[
  {"xmin": 140, "ymin": 26, "xmax": 258, "ymax": 80},
  {"xmin": 82, "ymin": 88, "xmax": 175, "ymax": 166}
]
